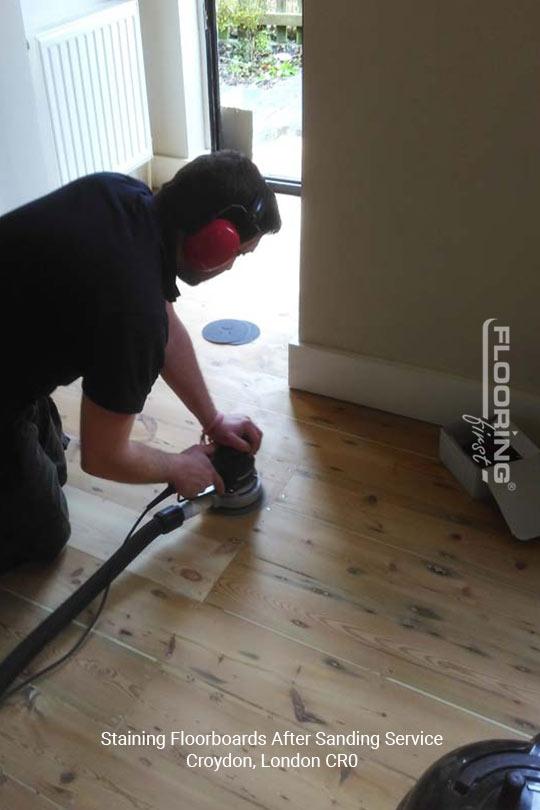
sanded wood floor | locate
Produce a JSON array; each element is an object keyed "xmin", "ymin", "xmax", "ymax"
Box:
[{"xmin": 1, "ymin": 195, "xmax": 539, "ymax": 809}]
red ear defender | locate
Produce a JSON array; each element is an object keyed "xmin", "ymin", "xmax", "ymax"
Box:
[{"xmin": 183, "ymin": 218, "xmax": 241, "ymax": 272}]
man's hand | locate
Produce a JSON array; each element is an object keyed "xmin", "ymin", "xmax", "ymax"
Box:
[
  {"xmin": 170, "ymin": 444, "xmax": 225, "ymax": 499},
  {"xmin": 203, "ymin": 412, "xmax": 263, "ymax": 454},
  {"xmin": 80, "ymin": 395, "xmax": 225, "ymax": 496}
]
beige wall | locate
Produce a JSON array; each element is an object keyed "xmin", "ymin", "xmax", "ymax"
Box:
[{"xmin": 300, "ymin": 1, "xmax": 540, "ymax": 394}]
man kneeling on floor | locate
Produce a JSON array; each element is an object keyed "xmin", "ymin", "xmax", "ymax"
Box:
[{"xmin": 0, "ymin": 150, "xmax": 281, "ymax": 574}]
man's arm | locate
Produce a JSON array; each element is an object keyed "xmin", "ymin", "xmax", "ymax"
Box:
[
  {"xmin": 79, "ymin": 394, "xmax": 224, "ymax": 498},
  {"xmin": 160, "ymin": 301, "xmax": 218, "ymax": 430},
  {"xmin": 161, "ymin": 303, "xmax": 263, "ymax": 453}
]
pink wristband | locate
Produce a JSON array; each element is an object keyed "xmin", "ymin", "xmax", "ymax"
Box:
[{"xmin": 202, "ymin": 411, "xmax": 224, "ymax": 437}]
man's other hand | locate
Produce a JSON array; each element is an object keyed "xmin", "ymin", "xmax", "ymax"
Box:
[
  {"xmin": 172, "ymin": 444, "xmax": 225, "ymax": 499},
  {"xmin": 204, "ymin": 413, "xmax": 263, "ymax": 454}
]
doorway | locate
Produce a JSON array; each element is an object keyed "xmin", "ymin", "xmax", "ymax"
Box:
[{"xmin": 205, "ymin": 0, "xmax": 302, "ymax": 192}]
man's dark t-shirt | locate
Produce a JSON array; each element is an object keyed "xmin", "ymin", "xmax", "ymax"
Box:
[{"xmin": 0, "ymin": 173, "xmax": 178, "ymax": 423}]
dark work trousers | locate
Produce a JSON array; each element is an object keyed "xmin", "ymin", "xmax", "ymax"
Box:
[{"xmin": 0, "ymin": 396, "xmax": 71, "ymax": 574}]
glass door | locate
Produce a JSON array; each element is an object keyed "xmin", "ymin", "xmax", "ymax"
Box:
[{"xmin": 205, "ymin": 0, "xmax": 302, "ymax": 192}]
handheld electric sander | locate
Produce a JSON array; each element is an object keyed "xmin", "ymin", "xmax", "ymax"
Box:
[
  {"xmin": 397, "ymin": 733, "xmax": 540, "ymax": 810},
  {"xmin": 0, "ymin": 445, "xmax": 263, "ymax": 702}
]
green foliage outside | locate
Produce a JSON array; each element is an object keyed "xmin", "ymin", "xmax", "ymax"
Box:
[
  {"xmin": 217, "ymin": 0, "xmax": 265, "ymax": 39},
  {"xmin": 217, "ymin": 0, "xmax": 302, "ymax": 85},
  {"xmin": 218, "ymin": 0, "xmax": 264, "ymax": 34}
]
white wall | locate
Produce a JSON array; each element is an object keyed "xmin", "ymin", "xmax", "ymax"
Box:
[
  {"xmin": 139, "ymin": 0, "xmax": 209, "ymax": 186},
  {"xmin": 138, "ymin": 0, "xmax": 189, "ymax": 159},
  {"xmin": 0, "ymin": 0, "xmax": 49, "ymax": 214},
  {"xmin": 2, "ymin": 0, "xmax": 207, "ymax": 205}
]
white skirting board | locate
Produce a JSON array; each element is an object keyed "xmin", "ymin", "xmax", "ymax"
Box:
[{"xmin": 289, "ymin": 341, "xmax": 540, "ymax": 440}]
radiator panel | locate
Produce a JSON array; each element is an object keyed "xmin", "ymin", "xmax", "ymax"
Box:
[{"xmin": 36, "ymin": 2, "xmax": 152, "ymax": 185}]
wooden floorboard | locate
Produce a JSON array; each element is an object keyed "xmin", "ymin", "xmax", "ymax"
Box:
[
  {"xmin": 0, "ymin": 573, "xmax": 522, "ymax": 809},
  {"xmin": 1, "ymin": 194, "xmax": 538, "ymax": 809}
]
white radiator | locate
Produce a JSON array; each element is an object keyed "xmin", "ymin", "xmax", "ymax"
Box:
[{"xmin": 35, "ymin": 1, "xmax": 152, "ymax": 185}]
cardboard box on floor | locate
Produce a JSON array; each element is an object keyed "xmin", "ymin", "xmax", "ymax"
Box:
[{"xmin": 439, "ymin": 420, "xmax": 540, "ymax": 541}]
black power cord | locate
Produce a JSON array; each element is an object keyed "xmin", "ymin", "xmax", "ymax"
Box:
[{"xmin": 2, "ymin": 484, "xmax": 174, "ymax": 702}]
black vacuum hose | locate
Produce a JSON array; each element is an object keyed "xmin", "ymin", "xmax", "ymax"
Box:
[
  {"xmin": 0, "ymin": 446, "xmax": 259, "ymax": 703},
  {"xmin": 0, "ymin": 503, "xmax": 185, "ymax": 702}
]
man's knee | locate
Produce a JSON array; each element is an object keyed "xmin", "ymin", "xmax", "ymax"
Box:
[
  {"xmin": 32, "ymin": 512, "xmax": 72, "ymax": 563},
  {"xmin": 0, "ymin": 398, "xmax": 71, "ymax": 574},
  {"xmin": 0, "ymin": 476, "xmax": 71, "ymax": 572},
  {"xmin": 0, "ymin": 512, "xmax": 71, "ymax": 575}
]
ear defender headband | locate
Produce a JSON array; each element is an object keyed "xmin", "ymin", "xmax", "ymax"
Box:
[{"xmin": 183, "ymin": 195, "xmax": 266, "ymax": 273}]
